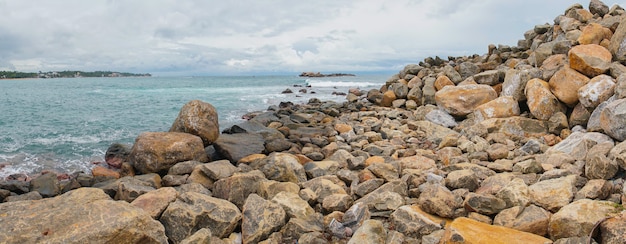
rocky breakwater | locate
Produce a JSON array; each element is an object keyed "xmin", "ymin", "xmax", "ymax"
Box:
[{"xmin": 3, "ymin": 1, "xmax": 626, "ymax": 243}]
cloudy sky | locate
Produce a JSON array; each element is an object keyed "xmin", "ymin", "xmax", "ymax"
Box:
[{"xmin": 0, "ymin": 0, "xmax": 622, "ymax": 76}]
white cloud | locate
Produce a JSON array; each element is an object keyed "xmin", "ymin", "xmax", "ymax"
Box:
[{"xmin": 0, "ymin": 0, "xmax": 620, "ymax": 75}]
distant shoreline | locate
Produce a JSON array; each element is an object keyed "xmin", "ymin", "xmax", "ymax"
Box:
[
  {"xmin": 0, "ymin": 70, "xmax": 151, "ymax": 79},
  {"xmin": 299, "ymin": 72, "xmax": 356, "ymax": 78}
]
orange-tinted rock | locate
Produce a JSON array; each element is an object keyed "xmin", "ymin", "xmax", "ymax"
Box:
[
  {"xmin": 473, "ymin": 96, "xmax": 520, "ymax": 121},
  {"xmin": 435, "ymin": 84, "xmax": 498, "ymax": 117},
  {"xmin": 91, "ymin": 166, "xmax": 120, "ymax": 179},
  {"xmin": 238, "ymin": 154, "xmax": 266, "ymax": 164},
  {"xmin": 440, "ymin": 217, "xmax": 552, "ymax": 244},
  {"xmin": 578, "ymin": 74, "xmax": 616, "ymax": 109},
  {"xmin": 549, "ymin": 67, "xmax": 590, "ymax": 107},
  {"xmin": 334, "ymin": 123, "xmax": 353, "ymax": 134},
  {"xmin": 549, "ymin": 199, "xmax": 621, "ymax": 240},
  {"xmin": 480, "ymin": 117, "xmax": 549, "ymax": 138},
  {"xmin": 381, "ymin": 90, "xmax": 396, "ymax": 107},
  {"xmin": 578, "ymin": 23, "xmax": 612, "ymax": 45},
  {"xmin": 129, "ymin": 132, "xmax": 209, "ymax": 174},
  {"xmin": 364, "ymin": 156, "xmax": 385, "ymax": 167},
  {"xmin": 130, "ymin": 187, "xmax": 178, "ymax": 219},
  {"xmin": 569, "ymin": 44, "xmax": 612, "ymax": 77},
  {"xmin": 525, "ymin": 78, "xmax": 566, "ymax": 120},
  {"xmin": 435, "ymin": 76, "xmax": 454, "ymax": 91},
  {"xmin": 170, "ymin": 100, "xmax": 219, "ymax": 146}
]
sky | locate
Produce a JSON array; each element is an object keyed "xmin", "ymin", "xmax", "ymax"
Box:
[{"xmin": 0, "ymin": 0, "xmax": 624, "ymax": 76}]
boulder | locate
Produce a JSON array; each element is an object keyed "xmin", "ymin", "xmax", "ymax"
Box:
[
  {"xmin": 569, "ymin": 44, "xmax": 612, "ymax": 77},
  {"xmin": 213, "ymin": 133, "xmax": 265, "ymax": 163},
  {"xmin": 598, "ymin": 212, "xmax": 626, "ymax": 244},
  {"xmin": 434, "ymin": 84, "xmax": 498, "ymax": 117},
  {"xmin": 502, "ymin": 69, "xmax": 533, "ymax": 101},
  {"xmin": 199, "ymin": 160, "xmax": 238, "ymax": 181},
  {"xmin": 252, "ymin": 153, "xmax": 307, "ymax": 184},
  {"xmin": 242, "ymin": 194, "xmax": 287, "ymax": 244},
  {"xmin": 104, "ymin": 143, "xmax": 131, "ymax": 169},
  {"xmin": 130, "ymin": 186, "xmax": 178, "ymax": 219},
  {"xmin": 29, "ymin": 172, "xmax": 60, "ymax": 198},
  {"xmin": 434, "ymin": 76, "xmax": 454, "ymax": 91},
  {"xmin": 389, "ymin": 205, "xmax": 446, "ymax": 239},
  {"xmin": 0, "ymin": 188, "xmax": 167, "ymax": 243},
  {"xmin": 347, "ymin": 219, "xmax": 387, "ymax": 244},
  {"xmin": 170, "ymin": 100, "xmax": 219, "ymax": 146},
  {"xmin": 575, "ymin": 179, "xmax": 612, "ymax": 200},
  {"xmin": 480, "ymin": 117, "xmax": 549, "ymax": 138},
  {"xmin": 493, "ymin": 205, "xmax": 552, "ymax": 236},
  {"xmin": 529, "ymin": 175, "xmax": 577, "ymax": 212},
  {"xmin": 417, "ymin": 183, "xmax": 462, "ymax": 218},
  {"xmin": 600, "ymin": 98, "xmax": 626, "ymax": 141},
  {"xmin": 440, "ymin": 217, "xmax": 551, "ymax": 243},
  {"xmin": 609, "ymin": 13, "xmax": 626, "ymax": 62},
  {"xmin": 578, "ymin": 74, "xmax": 616, "ymax": 109},
  {"xmin": 213, "ymin": 170, "xmax": 265, "ymax": 209},
  {"xmin": 525, "ymin": 78, "xmax": 566, "ymax": 120},
  {"xmin": 473, "ymin": 96, "xmax": 520, "ymax": 121},
  {"xmin": 114, "ymin": 179, "xmax": 155, "ymax": 202},
  {"xmin": 160, "ymin": 192, "xmax": 241, "ymax": 242},
  {"xmin": 463, "ymin": 193, "xmax": 507, "ymax": 216},
  {"xmin": 589, "ymin": 0, "xmax": 609, "ymax": 16},
  {"xmin": 129, "ymin": 132, "xmax": 208, "ymax": 174},
  {"xmin": 167, "ymin": 160, "xmax": 203, "ymax": 175},
  {"xmin": 549, "ymin": 67, "xmax": 590, "ymax": 107},
  {"xmin": 541, "ymin": 54, "xmax": 567, "ymax": 81},
  {"xmin": 473, "ymin": 70, "xmax": 500, "ymax": 86},
  {"xmin": 546, "ymin": 131, "xmax": 614, "ymax": 158},
  {"xmin": 549, "ymin": 199, "xmax": 621, "ymax": 240},
  {"xmin": 578, "ymin": 23, "xmax": 612, "ymax": 45},
  {"xmin": 609, "ymin": 140, "xmax": 626, "ymax": 170},
  {"xmin": 271, "ymin": 191, "xmax": 317, "ymax": 220},
  {"xmin": 257, "ymin": 180, "xmax": 299, "ymax": 200}
]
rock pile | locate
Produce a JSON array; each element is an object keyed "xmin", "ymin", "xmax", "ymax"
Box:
[{"xmin": 3, "ymin": 1, "xmax": 626, "ymax": 243}]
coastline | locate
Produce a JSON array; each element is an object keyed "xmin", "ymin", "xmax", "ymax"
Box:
[{"xmin": 2, "ymin": 1, "xmax": 626, "ymax": 243}]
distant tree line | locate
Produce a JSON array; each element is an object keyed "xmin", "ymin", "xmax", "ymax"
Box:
[{"xmin": 0, "ymin": 70, "xmax": 151, "ymax": 79}]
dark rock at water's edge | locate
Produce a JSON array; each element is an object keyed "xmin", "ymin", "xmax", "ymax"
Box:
[
  {"xmin": 299, "ymin": 72, "xmax": 356, "ymax": 77},
  {"xmin": 5, "ymin": 1, "xmax": 626, "ymax": 243}
]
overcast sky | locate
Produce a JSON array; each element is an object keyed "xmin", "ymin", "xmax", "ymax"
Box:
[{"xmin": 0, "ymin": 0, "xmax": 623, "ymax": 76}]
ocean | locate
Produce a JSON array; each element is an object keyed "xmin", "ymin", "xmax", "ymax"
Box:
[{"xmin": 0, "ymin": 74, "xmax": 389, "ymax": 178}]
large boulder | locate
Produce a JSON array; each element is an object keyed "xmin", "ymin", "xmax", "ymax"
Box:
[
  {"xmin": 160, "ymin": 192, "xmax": 242, "ymax": 243},
  {"xmin": 440, "ymin": 217, "xmax": 551, "ymax": 243},
  {"xmin": 170, "ymin": 100, "xmax": 219, "ymax": 146},
  {"xmin": 213, "ymin": 133, "xmax": 265, "ymax": 163},
  {"xmin": 434, "ymin": 84, "xmax": 498, "ymax": 117},
  {"xmin": 609, "ymin": 13, "xmax": 626, "ymax": 63},
  {"xmin": 502, "ymin": 69, "xmax": 533, "ymax": 101},
  {"xmin": 525, "ymin": 78, "xmax": 566, "ymax": 120},
  {"xmin": 0, "ymin": 188, "xmax": 167, "ymax": 243},
  {"xmin": 549, "ymin": 67, "xmax": 590, "ymax": 107},
  {"xmin": 473, "ymin": 96, "xmax": 520, "ymax": 121},
  {"xmin": 549, "ymin": 199, "xmax": 621, "ymax": 240},
  {"xmin": 242, "ymin": 194, "xmax": 287, "ymax": 243},
  {"xmin": 600, "ymin": 98, "xmax": 626, "ymax": 141},
  {"xmin": 578, "ymin": 74, "xmax": 616, "ymax": 109},
  {"xmin": 129, "ymin": 132, "xmax": 209, "ymax": 174},
  {"xmin": 569, "ymin": 44, "xmax": 612, "ymax": 77},
  {"xmin": 529, "ymin": 175, "xmax": 577, "ymax": 212}
]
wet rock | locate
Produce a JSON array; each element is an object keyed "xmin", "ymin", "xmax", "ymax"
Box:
[
  {"xmin": 549, "ymin": 199, "xmax": 620, "ymax": 240},
  {"xmin": 434, "ymin": 84, "xmax": 498, "ymax": 117},
  {"xmin": 600, "ymin": 98, "xmax": 626, "ymax": 141},
  {"xmin": 130, "ymin": 186, "xmax": 178, "ymax": 219},
  {"xmin": 160, "ymin": 192, "xmax": 241, "ymax": 242},
  {"xmin": 493, "ymin": 204, "xmax": 552, "ymax": 236},
  {"xmin": 347, "ymin": 219, "xmax": 387, "ymax": 244},
  {"xmin": 549, "ymin": 66, "xmax": 590, "ymax": 107},
  {"xmin": 242, "ymin": 194, "xmax": 287, "ymax": 244},
  {"xmin": 170, "ymin": 100, "xmax": 220, "ymax": 146},
  {"xmin": 417, "ymin": 182, "xmax": 462, "ymax": 218},
  {"xmin": 104, "ymin": 143, "xmax": 131, "ymax": 169},
  {"xmin": 213, "ymin": 133, "xmax": 265, "ymax": 163},
  {"xmin": 129, "ymin": 132, "xmax": 208, "ymax": 174},
  {"xmin": 569, "ymin": 44, "xmax": 612, "ymax": 77},
  {"xmin": 0, "ymin": 188, "xmax": 167, "ymax": 243},
  {"xmin": 389, "ymin": 205, "xmax": 445, "ymax": 239},
  {"xmin": 529, "ymin": 175, "xmax": 577, "ymax": 212},
  {"xmin": 213, "ymin": 170, "xmax": 264, "ymax": 209},
  {"xmin": 525, "ymin": 78, "xmax": 567, "ymax": 120},
  {"xmin": 440, "ymin": 217, "xmax": 551, "ymax": 243},
  {"xmin": 578, "ymin": 74, "xmax": 616, "ymax": 109}
]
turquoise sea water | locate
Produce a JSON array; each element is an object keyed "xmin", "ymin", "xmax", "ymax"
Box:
[{"xmin": 0, "ymin": 74, "xmax": 388, "ymax": 177}]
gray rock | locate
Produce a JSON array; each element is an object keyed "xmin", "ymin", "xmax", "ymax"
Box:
[
  {"xmin": 0, "ymin": 188, "xmax": 167, "ymax": 243},
  {"xmin": 160, "ymin": 192, "xmax": 241, "ymax": 242},
  {"xmin": 114, "ymin": 179, "xmax": 155, "ymax": 202},
  {"xmin": 343, "ymin": 202, "xmax": 371, "ymax": 230},
  {"xmin": 512, "ymin": 159, "xmax": 544, "ymax": 174},
  {"xmin": 495, "ymin": 178, "xmax": 530, "ymax": 209},
  {"xmin": 473, "ymin": 70, "xmax": 500, "ymax": 85},
  {"xmin": 257, "ymin": 180, "xmax": 299, "ymax": 200},
  {"xmin": 425, "ymin": 109, "xmax": 458, "ymax": 128},
  {"xmin": 4, "ymin": 191, "xmax": 42, "ymax": 202},
  {"xmin": 529, "ymin": 175, "xmax": 577, "ymax": 212},
  {"xmin": 575, "ymin": 179, "xmax": 612, "ymax": 200},
  {"xmin": 163, "ymin": 174, "xmax": 189, "ymax": 187},
  {"xmin": 214, "ymin": 133, "xmax": 265, "ymax": 163},
  {"xmin": 242, "ymin": 194, "xmax": 286, "ymax": 244},
  {"xmin": 589, "ymin": 0, "xmax": 609, "ymax": 16},
  {"xmin": 463, "ymin": 193, "xmax": 507, "ymax": 215},
  {"xmin": 301, "ymin": 178, "xmax": 347, "ymax": 204},
  {"xmin": 168, "ymin": 161, "xmax": 203, "ymax": 175},
  {"xmin": 443, "ymin": 64, "xmax": 463, "ymax": 84},
  {"xmin": 390, "ymin": 205, "xmax": 443, "ymax": 239},
  {"xmin": 355, "ymin": 180, "xmax": 407, "ymax": 211},
  {"xmin": 304, "ymin": 160, "xmax": 340, "ymax": 178},
  {"xmin": 445, "ymin": 169, "xmax": 479, "ymax": 191},
  {"xmin": 29, "ymin": 172, "xmax": 60, "ymax": 198},
  {"xmin": 600, "ymin": 98, "xmax": 626, "ymax": 141},
  {"xmin": 609, "ymin": 140, "xmax": 626, "ymax": 170},
  {"xmin": 549, "ymin": 199, "xmax": 620, "ymax": 240},
  {"xmin": 353, "ymin": 178, "xmax": 385, "ymax": 197},
  {"xmin": 281, "ymin": 217, "xmax": 324, "ymax": 242},
  {"xmin": 200, "ymin": 160, "xmax": 238, "ymax": 181}
]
